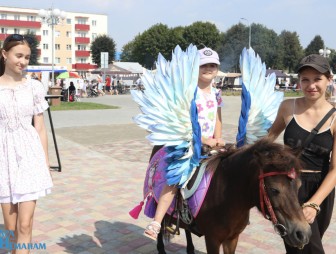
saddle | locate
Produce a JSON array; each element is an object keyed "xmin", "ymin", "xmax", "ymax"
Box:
[
  {"xmin": 165, "ymin": 164, "xmax": 209, "ymax": 237},
  {"xmin": 142, "ymin": 144, "xmax": 234, "ymax": 236},
  {"xmin": 165, "ymin": 144, "xmax": 235, "ymax": 236}
]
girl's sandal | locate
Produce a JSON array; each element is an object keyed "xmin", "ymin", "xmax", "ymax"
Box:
[{"xmin": 144, "ymin": 221, "xmax": 161, "ymax": 240}]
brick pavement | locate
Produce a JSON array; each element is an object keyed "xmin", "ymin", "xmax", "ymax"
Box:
[{"xmin": 0, "ymin": 95, "xmax": 335, "ymax": 254}]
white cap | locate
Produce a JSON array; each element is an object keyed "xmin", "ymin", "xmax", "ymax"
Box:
[{"xmin": 198, "ymin": 47, "xmax": 220, "ymax": 66}]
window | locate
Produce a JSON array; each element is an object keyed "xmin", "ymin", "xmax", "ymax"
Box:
[
  {"xmin": 43, "ymin": 57, "xmax": 48, "ymax": 64},
  {"xmin": 43, "ymin": 44, "xmax": 48, "ymax": 50},
  {"xmin": 27, "ymin": 15, "xmax": 36, "ymax": 21},
  {"xmin": 77, "ymin": 18, "xmax": 87, "ymax": 24},
  {"xmin": 80, "ymin": 58, "xmax": 86, "ymax": 63},
  {"xmin": 77, "ymin": 45, "xmax": 86, "ymax": 50},
  {"xmin": 1, "ymin": 14, "xmax": 7, "ymax": 19},
  {"xmin": 66, "ymin": 18, "xmax": 71, "ymax": 24},
  {"xmin": 27, "ymin": 29, "xmax": 36, "ymax": 34},
  {"xmin": 14, "ymin": 15, "xmax": 20, "ymax": 20},
  {"xmin": 92, "ymin": 33, "xmax": 97, "ymax": 40},
  {"xmin": 14, "ymin": 28, "xmax": 20, "ymax": 34},
  {"xmin": 66, "ymin": 31, "xmax": 71, "ymax": 37},
  {"xmin": 1, "ymin": 28, "xmax": 8, "ymax": 34},
  {"xmin": 78, "ymin": 32, "xmax": 86, "ymax": 37},
  {"xmin": 66, "ymin": 44, "xmax": 72, "ymax": 50},
  {"xmin": 43, "ymin": 30, "xmax": 48, "ymax": 36},
  {"xmin": 66, "ymin": 58, "xmax": 72, "ymax": 64},
  {"xmin": 55, "ymin": 57, "xmax": 61, "ymax": 64},
  {"xmin": 55, "ymin": 31, "xmax": 61, "ymax": 37},
  {"xmin": 92, "ymin": 20, "xmax": 97, "ymax": 26},
  {"xmin": 55, "ymin": 44, "xmax": 60, "ymax": 50}
]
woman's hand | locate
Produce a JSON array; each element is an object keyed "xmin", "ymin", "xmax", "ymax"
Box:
[{"xmin": 302, "ymin": 205, "xmax": 319, "ymax": 224}]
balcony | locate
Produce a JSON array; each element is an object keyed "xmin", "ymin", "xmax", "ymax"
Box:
[
  {"xmin": 0, "ymin": 20, "xmax": 41, "ymax": 28},
  {"xmin": 75, "ymin": 24, "xmax": 90, "ymax": 31},
  {"xmin": 75, "ymin": 37, "xmax": 90, "ymax": 44},
  {"xmin": 75, "ymin": 50, "xmax": 91, "ymax": 57},
  {"xmin": 0, "ymin": 34, "xmax": 41, "ymax": 42},
  {"xmin": 72, "ymin": 63, "xmax": 97, "ymax": 70}
]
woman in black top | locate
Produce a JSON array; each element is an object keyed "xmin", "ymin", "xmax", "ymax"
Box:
[{"xmin": 268, "ymin": 54, "xmax": 336, "ymax": 254}]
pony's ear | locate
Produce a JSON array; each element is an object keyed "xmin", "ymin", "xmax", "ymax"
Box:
[{"xmin": 253, "ymin": 149, "xmax": 271, "ymax": 165}]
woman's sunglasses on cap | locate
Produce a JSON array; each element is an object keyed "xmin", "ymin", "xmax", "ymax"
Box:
[{"xmin": 4, "ymin": 34, "xmax": 34, "ymax": 45}]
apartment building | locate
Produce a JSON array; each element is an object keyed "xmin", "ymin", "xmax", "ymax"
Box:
[{"xmin": 0, "ymin": 6, "xmax": 108, "ymax": 74}]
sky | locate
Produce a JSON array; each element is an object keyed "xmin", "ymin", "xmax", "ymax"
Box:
[{"xmin": 0, "ymin": 0, "xmax": 335, "ymax": 52}]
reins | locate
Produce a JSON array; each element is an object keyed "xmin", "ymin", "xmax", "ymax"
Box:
[{"xmin": 259, "ymin": 167, "xmax": 297, "ymax": 237}]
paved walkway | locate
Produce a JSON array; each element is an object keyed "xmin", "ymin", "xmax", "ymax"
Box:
[{"xmin": 1, "ymin": 95, "xmax": 335, "ymax": 254}]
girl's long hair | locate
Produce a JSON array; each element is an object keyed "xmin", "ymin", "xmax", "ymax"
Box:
[{"xmin": 0, "ymin": 37, "xmax": 31, "ymax": 76}]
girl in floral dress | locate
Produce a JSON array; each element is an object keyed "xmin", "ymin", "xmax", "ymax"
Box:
[
  {"xmin": 0, "ymin": 34, "xmax": 53, "ymax": 252},
  {"xmin": 144, "ymin": 47, "xmax": 225, "ymax": 239}
]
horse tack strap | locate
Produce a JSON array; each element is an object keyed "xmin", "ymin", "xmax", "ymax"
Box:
[
  {"xmin": 259, "ymin": 168, "xmax": 297, "ymax": 225},
  {"xmin": 259, "ymin": 168, "xmax": 297, "ymax": 180},
  {"xmin": 181, "ymin": 162, "xmax": 208, "ymax": 199},
  {"xmin": 259, "ymin": 178, "xmax": 278, "ymax": 225}
]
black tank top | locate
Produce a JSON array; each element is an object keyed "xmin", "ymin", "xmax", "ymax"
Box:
[{"xmin": 284, "ymin": 117, "xmax": 333, "ymax": 172}]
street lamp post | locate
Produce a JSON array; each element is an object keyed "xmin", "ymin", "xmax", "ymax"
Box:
[
  {"xmin": 240, "ymin": 18, "xmax": 251, "ymax": 48},
  {"xmin": 38, "ymin": 8, "xmax": 66, "ymax": 86},
  {"xmin": 319, "ymin": 47, "xmax": 331, "ymax": 58}
]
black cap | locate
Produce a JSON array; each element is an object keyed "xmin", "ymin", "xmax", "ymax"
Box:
[{"xmin": 297, "ymin": 54, "xmax": 331, "ymax": 73}]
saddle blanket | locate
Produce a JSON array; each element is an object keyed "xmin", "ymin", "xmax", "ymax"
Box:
[{"xmin": 143, "ymin": 147, "xmax": 214, "ymax": 218}]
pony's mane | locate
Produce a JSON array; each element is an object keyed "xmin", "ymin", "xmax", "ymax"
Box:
[{"xmin": 205, "ymin": 138, "xmax": 301, "ymax": 174}]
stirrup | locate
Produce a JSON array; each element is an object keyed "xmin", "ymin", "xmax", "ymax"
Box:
[
  {"xmin": 165, "ymin": 206, "xmax": 181, "ymax": 235},
  {"xmin": 144, "ymin": 221, "xmax": 161, "ymax": 240},
  {"xmin": 165, "ymin": 224, "xmax": 180, "ymax": 235}
]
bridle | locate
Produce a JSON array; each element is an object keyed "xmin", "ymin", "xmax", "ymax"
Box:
[{"xmin": 259, "ymin": 167, "xmax": 297, "ymax": 237}]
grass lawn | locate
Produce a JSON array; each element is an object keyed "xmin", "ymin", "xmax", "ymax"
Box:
[
  {"xmin": 222, "ymin": 89, "xmax": 303, "ymax": 97},
  {"xmin": 50, "ymin": 101, "xmax": 119, "ymax": 111}
]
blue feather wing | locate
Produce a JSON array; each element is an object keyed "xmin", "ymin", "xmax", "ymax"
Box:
[
  {"xmin": 236, "ymin": 48, "xmax": 283, "ymax": 147},
  {"xmin": 132, "ymin": 44, "xmax": 202, "ymax": 187}
]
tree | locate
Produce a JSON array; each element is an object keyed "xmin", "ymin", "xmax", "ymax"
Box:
[
  {"xmin": 120, "ymin": 38, "xmax": 137, "ymax": 62},
  {"xmin": 183, "ymin": 21, "xmax": 221, "ymax": 50},
  {"xmin": 305, "ymin": 35, "xmax": 324, "ymax": 56},
  {"xmin": 121, "ymin": 22, "xmax": 222, "ymax": 68},
  {"xmin": 248, "ymin": 24, "xmax": 284, "ymax": 70},
  {"xmin": 329, "ymin": 49, "xmax": 336, "ymax": 73},
  {"xmin": 24, "ymin": 32, "xmax": 39, "ymax": 65},
  {"xmin": 90, "ymin": 35, "xmax": 116, "ymax": 67},
  {"xmin": 130, "ymin": 23, "xmax": 182, "ymax": 68},
  {"xmin": 217, "ymin": 23, "xmax": 246, "ymax": 72},
  {"xmin": 278, "ymin": 30, "xmax": 304, "ymax": 73}
]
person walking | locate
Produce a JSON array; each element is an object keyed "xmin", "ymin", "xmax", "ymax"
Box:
[
  {"xmin": 0, "ymin": 34, "xmax": 53, "ymax": 253},
  {"xmin": 268, "ymin": 54, "xmax": 336, "ymax": 254},
  {"xmin": 105, "ymin": 75, "xmax": 112, "ymax": 95}
]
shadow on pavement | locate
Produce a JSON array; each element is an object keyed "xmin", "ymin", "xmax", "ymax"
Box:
[{"xmin": 57, "ymin": 220, "xmax": 207, "ymax": 254}]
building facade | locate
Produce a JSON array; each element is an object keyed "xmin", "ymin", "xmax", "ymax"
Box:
[{"xmin": 0, "ymin": 6, "xmax": 108, "ymax": 74}]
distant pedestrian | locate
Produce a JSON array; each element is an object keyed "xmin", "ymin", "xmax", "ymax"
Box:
[
  {"xmin": 112, "ymin": 79, "xmax": 119, "ymax": 95},
  {"xmin": 105, "ymin": 75, "xmax": 112, "ymax": 95}
]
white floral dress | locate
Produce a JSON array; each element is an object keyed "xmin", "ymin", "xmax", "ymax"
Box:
[
  {"xmin": 195, "ymin": 87, "xmax": 224, "ymax": 139},
  {"xmin": 0, "ymin": 79, "xmax": 53, "ymax": 204}
]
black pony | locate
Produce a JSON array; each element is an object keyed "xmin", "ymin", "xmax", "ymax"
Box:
[{"xmin": 154, "ymin": 139, "xmax": 311, "ymax": 254}]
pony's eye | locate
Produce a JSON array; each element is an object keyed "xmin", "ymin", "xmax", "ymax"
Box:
[{"xmin": 267, "ymin": 187, "xmax": 280, "ymax": 195}]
